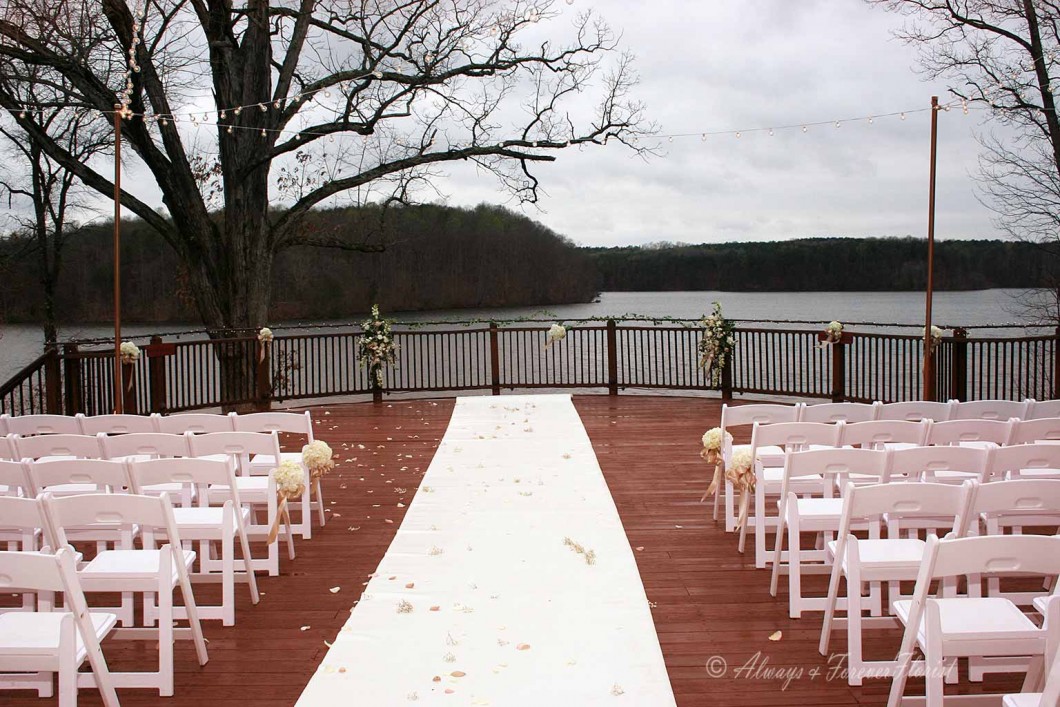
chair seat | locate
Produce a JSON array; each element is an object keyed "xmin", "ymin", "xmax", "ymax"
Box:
[
  {"xmin": 1002, "ymin": 695, "xmax": 1043, "ymax": 707},
  {"xmin": 81, "ymin": 548, "xmax": 195, "ymax": 582},
  {"xmin": 249, "ymin": 452, "xmax": 303, "ymax": 470},
  {"xmin": 209, "ymin": 476, "xmax": 269, "ymax": 503},
  {"xmin": 172, "ymin": 506, "xmax": 248, "ymax": 530},
  {"xmin": 894, "ymin": 597, "xmax": 1042, "ymax": 644},
  {"xmin": 762, "ymin": 467, "xmax": 823, "ymax": 485},
  {"xmin": 0, "ymin": 610, "xmax": 116, "ymax": 658},
  {"xmin": 787, "ymin": 497, "xmax": 844, "ymax": 520},
  {"xmin": 828, "ymin": 538, "xmax": 926, "ymax": 573},
  {"xmin": 1012, "ymin": 468, "xmax": 1060, "ymax": 479}
]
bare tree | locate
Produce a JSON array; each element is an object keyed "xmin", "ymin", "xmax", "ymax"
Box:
[
  {"xmin": 869, "ymin": 0, "xmax": 1060, "ymax": 323},
  {"xmin": 0, "ymin": 65, "xmax": 111, "ymax": 344},
  {"xmin": 0, "ymin": 0, "xmax": 651, "ymax": 346}
]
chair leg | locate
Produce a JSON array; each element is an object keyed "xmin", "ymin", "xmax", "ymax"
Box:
[
  {"xmin": 754, "ymin": 483, "xmax": 767, "ymax": 568},
  {"xmin": 787, "ymin": 515, "xmax": 802, "ymax": 619},
  {"xmin": 820, "ymin": 561, "xmax": 843, "ymax": 655},
  {"xmin": 159, "ymin": 570, "xmax": 175, "ymax": 697},
  {"xmin": 174, "ymin": 552, "xmax": 210, "ymax": 667},
  {"xmin": 314, "ymin": 477, "xmax": 326, "ymax": 526},
  {"xmin": 924, "ymin": 638, "xmax": 944, "ymax": 707},
  {"xmin": 724, "ymin": 480, "xmax": 735, "ymax": 533},
  {"xmin": 237, "ymin": 525, "xmax": 260, "ymax": 605},
  {"xmin": 58, "ymin": 620, "xmax": 77, "ymax": 707},
  {"xmin": 222, "ymin": 530, "xmax": 235, "ymax": 627},
  {"xmin": 769, "ymin": 509, "xmax": 786, "ymax": 597},
  {"xmin": 847, "ymin": 576, "xmax": 864, "ymax": 685}
]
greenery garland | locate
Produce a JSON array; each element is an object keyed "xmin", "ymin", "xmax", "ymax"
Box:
[{"xmin": 357, "ymin": 304, "xmax": 398, "ymax": 387}]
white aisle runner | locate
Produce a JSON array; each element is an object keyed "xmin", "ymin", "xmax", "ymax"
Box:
[{"xmin": 297, "ymin": 394, "xmax": 676, "ymax": 706}]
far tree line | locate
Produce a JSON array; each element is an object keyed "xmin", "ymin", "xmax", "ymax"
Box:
[{"xmin": 0, "ymin": 203, "xmax": 1053, "ymax": 330}]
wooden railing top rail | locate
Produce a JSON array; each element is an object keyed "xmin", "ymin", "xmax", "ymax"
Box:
[{"xmin": 0, "ymin": 349, "xmax": 54, "ymax": 399}]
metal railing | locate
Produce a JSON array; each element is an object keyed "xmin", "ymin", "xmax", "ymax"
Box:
[{"xmin": 2, "ymin": 321, "xmax": 1055, "ymax": 415}]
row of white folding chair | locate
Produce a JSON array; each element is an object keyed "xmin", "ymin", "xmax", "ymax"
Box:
[
  {"xmin": 1, "ymin": 456, "xmax": 262, "ymax": 626},
  {"xmin": 1, "ymin": 428, "xmax": 314, "ymax": 558},
  {"xmin": 0, "ymin": 492, "xmax": 209, "ymax": 699},
  {"xmin": 0, "ymin": 410, "xmax": 313, "ymax": 436},
  {"xmin": 766, "ymin": 445, "xmax": 1060, "ymax": 617},
  {"xmin": 0, "ymin": 547, "xmax": 120, "ymax": 706},
  {"xmin": 818, "ymin": 478, "xmax": 1060, "ymax": 686}
]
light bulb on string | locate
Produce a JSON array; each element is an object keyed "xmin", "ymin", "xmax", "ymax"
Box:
[
  {"xmin": 700, "ymin": 133, "xmax": 707, "ymax": 141},
  {"xmin": 261, "ymin": 129, "xmax": 267, "ymax": 137},
  {"xmin": 227, "ymin": 125, "xmax": 233, "ymax": 134},
  {"xmin": 735, "ymin": 131, "xmax": 741, "ymax": 139},
  {"xmin": 234, "ymin": 106, "xmax": 242, "ymax": 115},
  {"xmin": 835, "ymin": 121, "xmax": 841, "ymax": 128},
  {"xmin": 900, "ymin": 112, "xmax": 906, "ymax": 120},
  {"xmin": 274, "ymin": 100, "xmax": 282, "ymax": 109},
  {"xmin": 801, "ymin": 125, "xmax": 807, "ymax": 133},
  {"xmin": 962, "ymin": 99, "xmax": 969, "ymax": 114},
  {"xmin": 259, "ymin": 103, "xmax": 267, "ymax": 112},
  {"xmin": 667, "ymin": 136, "xmax": 673, "ymax": 143},
  {"xmin": 324, "ymin": 90, "xmax": 332, "ymax": 98},
  {"xmin": 220, "ymin": 110, "xmax": 227, "ymax": 119},
  {"xmin": 768, "ymin": 128, "xmax": 774, "ymax": 136},
  {"xmin": 18, "ymin": 110, "xmax": 26, "ymax": 118},
  {"xmin": 160, "ymin": 118, "xmax": 168, "ymax": 126},
  {"xmin": 868, "ymin": 116, "xmax": 874, "ymax": 124}
]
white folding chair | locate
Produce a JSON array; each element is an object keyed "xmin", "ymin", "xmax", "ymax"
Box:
[
  {"xmin": 1010, "ymin": 417, "xmax": 1060, "ymax": 446},
  {"xmin": 991, "ymin": 443, "xmax": 1060, "ymax": 481},
  {"xmin": 77, "ymin": 413, "xmax": 159, "ymax": 435},
  {"xmin": 876, "ymin": 400, "xmax": 954, "ymax": 422},
  {"xmin": 13, "ymin": 434, "xmax": 103, "ymax": 464},
  {"xmin": 715, "ymin": 402, "xmax": 803, "ymax": 531},
  {"xmin": 800, "ymin": 401, "xmax": 880, "ymax": 423},
  {"xmin": 130, "ymin": 457, "xmax": 260, "ymax": 626},
  {"xmin": 769, "ymin": 447, "xmax": 889, "ymax": 618},
  {"xmin": 186, "ymin": 431, "xmax": 293, "ymax": 575},
  {"xmin": 889, "ymin": 444, "xmax": 990, "ymax": 486},
  {"xmin": 0, "ymin": 548, "xmax": 119, "ymax": 707},
  {"xmin": 0, "ymin": 458, "xmax": 30, "ymax": 498},
  {"xmin": 839, "ymin": 419, "xmax": 930, "ymax": 452},
  {"xmin": 819, "ymin": 480, "xmax": 975, "ymax": 685},
  {"xmin": 0, "ymin": 435, "xmax": 17, "ymax": 461},
  {"xmin": 5, "ymin": 415, "xmax": 82, "ymax": 436},
  {"xmin": 1027, "ymin": 399, "xmax": 1060, "ymax": 420},
  {"xmin": 233, "ymin": 410, "xmax": 323, "ymax": 532},
  {"xmin": 1002, "ymin": 616, "xmax": 1060, "ymax": 707},
  {"xmin": 888, "ymin": 535, "xmax": 1060, "ymax": 707},
  {"xmin": 155, "ymin": 413, "xmax": 233, "ymax": 435},
  {"xmin": 926, "ymin": 418, "xmax": 1015, "ymax": 451},
  {"xmin": 0, "ymin": 494, "xmax": 53, "ymax": 612},
  {"xmin": 950, "ymin": 399, "xmax": 1031, "ymax": 421},
  {"xmin": 42, "ymin": 492, "xmax": 209, "ymax": 696},
  {"xmin": 741, "ymin": 421, "xmax": 844, "ymax": 567},
  {"xmin": 99, "ymin": 431, "xmax": 189, "ymax": 462}
]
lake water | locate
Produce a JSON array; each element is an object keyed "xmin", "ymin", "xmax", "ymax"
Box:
[{"xmin": 0, "ymin": 289, "xmax": 1042, "ymax": 382}]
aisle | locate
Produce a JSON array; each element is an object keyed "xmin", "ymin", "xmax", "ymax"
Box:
[{"xmin": 297, "ymin": 394, "xmax": 676, "ymax": 706}]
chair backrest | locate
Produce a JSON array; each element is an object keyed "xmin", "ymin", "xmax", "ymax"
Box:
[
  {"xmin": 99, "ymin": 432, "xmax": 189, "ymax": 460},
  {"xmin": 155, "ymin": 413, "xmax": 234, "ymax": 434},
  {"xmin": 0, "ymin": 459, "xmax": 31, "ymax": 496},
  {"xmin": 129, "ymin": 457, "xmax": 241, "ymax": 508},
  {"xmin": 876, "ymin": 400, "xmax": 954, "ymax": 422},
  {"xmin": 1010, "ymin": 417, "xmax": 1060, "ymax": 445},
  {"xmin": 926, "ymin": 418, "xmax": 1014, "ymax": 447},
  {"xmin": 751, "ymin": 421, "xmax": 842, "ymax": 453},
  {"xmin": 13, "ymin": 433, "xmax": 103, "ymax": 460},
  {"xmin": 4, "ymin": 414, "xmax": 82, "ymax": 436},
  {"xmin": 0, "ymin": 434, "xmax": 16, "ymax": 461},
  {"xmin": 780, "ymin": 447, "xmax": 889, "ymax": 500},
  {"xmin": 963, "ymin": 479, "xmax": 1060, "ymax": 534},
  {"xmin": 840, "ymin": 419, "xmax": 929, "ymax": 449},
  {"xmin": 721, "ymin": 403, "xmax": 802, "ymax": 429},
  {"xmin": 839, "ymin": 480, "xmax": 975, "ymax": 540},
  {"xmin": 42, "ymin": 491, "xmax": 181, "ymax": 550},
  {"xmin": 1027, "ymin": 399, "xmax": 1060, "ymax": 420},
  {"xmin": 887, "ymin": 445, "xmax": 990, "ymax": 482},
  {"xmin": 0, "ymin": 495, "xmax": 55, "ymax": 546},
  {"xmin": 27, "ymin": 459, "xmax": 131, "ymax": 495},
  {"xmin": 950, "ymin": 399, "xmax": 1030, "ymax": 422},
  {"xmin": 0, "ymin": 546, "xmax": 82, "ymax": 594},
  {"xmin": 78, "ymin": 413, "xmax": 159, "ymax": 435},
  {"xmin": 0, "ymin": 414, "xmax": 8, "ymax": 436},
  {"xmin": 922, "ymin": 533, "xmax": 1060, "ymax": 580},
  {"xmin": 232, "ymin": 411, "xmax": 314, "ymax": 441},
  {"xmin": 799, "ymin": 402, "xmax": 879, "ymax": 423},
  {"xmin": 1030, "ymin": 626, "xmax": 1060, "ymax": 707},
  {"xmin": 989, "ymin": 443, "xmax": 1060, "ymax": 479},
  {"xmin": 186, "ymin": 431, "xmax": 282, "ymax": 472}
]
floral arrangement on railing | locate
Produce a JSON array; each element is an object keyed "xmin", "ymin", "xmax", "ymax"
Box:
[
  {"xmin": 727, "ymin": 449, "xmax": 755, "ymax": 531},
  {"xmin": 257, "ymin": 327, "xmax": 273, "ymax": 362},
  {"xmin": 928, "ymin": 325, "xmax": 944, "ymax": 353},
  {"xmin": 545, "ymin": 323, "xmax": 567, "ymax": 349},
  {"xmin": 697, "ymin": 302, "xmax": 736, "ymax": 386},
  {"xmin": 821, "ymin": 320, "xmax": 843, "ymax": 346},
  {"xmin": 358, "ymin": 304, "xmax": 398, "ymax": 387},
  {"xmin": 119, "ymin": 341, "xmax": 141, "ymax": 364},
  {"xmin": 700, "ymin": 426, "xmax": 733, "ymax": 502},
  {"xmin": 268, "ymin": 459, "xmax": 305, "ymax": 544}
]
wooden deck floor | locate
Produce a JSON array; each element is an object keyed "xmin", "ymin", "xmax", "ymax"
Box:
[{"xmin": 5, "ymin": 394, "xmax": 1023, "ymax": 706}]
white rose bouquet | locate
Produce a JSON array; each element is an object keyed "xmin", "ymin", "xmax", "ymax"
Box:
[
  {"xmin": 820, "ymin": 320, "xmax": 844, "ymax": 347},
  {"xmin": 258, "ymin": 327, "xmax": 274, "ymax": 343},
  {"xmin": 726, "ymin": 449, "xmax": 756, "ymax": 531},
  {"xmin": 302, "ymin": 440, "xmax": 335, "ymax": 478},
  {"xmin": 119, "ymin": 341, "xmax": 141, "ymax": 364},
  {"xmin": 545, "ymin": 323, "xmax": 567, "ymax": 349},
  {"xmin": 928, "ymin": 325, "xmax": 944, "ymax": 353},
  {"xmin": 700, "ymin": 427, "xmax": 733, "ymax": 502},
  {"xmin": 268, "ymin": 459, "xmax": 305, "ymax": 545}
]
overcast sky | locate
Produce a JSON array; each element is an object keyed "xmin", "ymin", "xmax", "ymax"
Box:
[{"xmin": 438, "ymin": 0, "xmax": 1006, "ymax": 247}]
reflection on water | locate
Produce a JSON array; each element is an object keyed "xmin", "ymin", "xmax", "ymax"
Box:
[{"xmin": 0, "ymin": 289, "xmax": 1040, "ymax": 382}]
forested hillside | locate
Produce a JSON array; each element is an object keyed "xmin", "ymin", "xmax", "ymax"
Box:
[
  {"xmin": 0, "ymin": 203, "xmax": 1051, "ymax": 327},
  {"xmin": 0, "ymin": 204, "xmax": 597, "ymax": 324},
  {"xmin": 587, "ymin": 238, "xmax": 1052, "ymax": 291}
]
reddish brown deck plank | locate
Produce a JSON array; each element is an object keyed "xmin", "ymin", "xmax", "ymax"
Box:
[{"xmin": 5, "ymin": 394, "xmax": 1023, "ymax": 706}]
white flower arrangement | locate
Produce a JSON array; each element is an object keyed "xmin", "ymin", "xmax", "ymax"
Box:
[
  {"xmin": 545, "ymin": 323, "xmax": 567, "ymax": 348},
  {"xmin": 820, "ymin": 320, "xmax": 844, "ymax": 347},
  {"xmin": 928, "ymin": 325, "xmax": 945, "ymax": 353},
  {"xmin": 727, "ymin": 449, "xmax": 755, "ymax": 490},
  {"xmin": 701, "ymin": 426, "xmax": 730, "ymax": 453},
  {"xmin": 358, "ymin": 304, "xmax": 398, "ymax": 387},
  {"xmin": 302, "ymin": 440, "xmax": 335, "ymax": 477},
  {"xmin": 119, "ymin": 341, "xmax": 141, "ymax": 364},
  {"xmin": 271, "ymin": 459, "xmax": 305, "ymax": 497},
  {"xmin": 697, "ymin": 302, "xmax": 736, "ymax": 387},
  {"xmin": 258, "ymin": 327, "xmax": 274, "ymax": 343}
]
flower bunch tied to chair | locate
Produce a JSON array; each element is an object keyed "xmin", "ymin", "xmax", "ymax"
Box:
[
  {"xmin": 697, "ymin": 301, "xmax": 736, "ymax": 387},
  {"xmin": 358, "ymin": 304, "xmax": 398, "ymax": 388}
]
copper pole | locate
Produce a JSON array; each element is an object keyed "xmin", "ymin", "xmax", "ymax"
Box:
[
  {"xmin": 113, "ymin": 105, "xmax": 123, "ymax": 414},
  {"xmin": 923, "ymin": 96, "xmax": 939, "ymax": 401}
]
